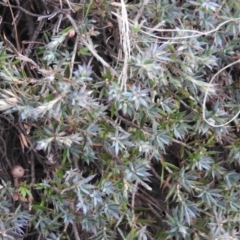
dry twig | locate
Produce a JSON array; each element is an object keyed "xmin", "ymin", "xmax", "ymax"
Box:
[{"xmin": 65, "ymin": 13, "xmax": 120, "ymax": 78}]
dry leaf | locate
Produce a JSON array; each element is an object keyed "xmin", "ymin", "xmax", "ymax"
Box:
[
  {"xmin": 68, "ymin": 29, "xmax": 75, "ymax": 38},
  {"xmin": 13, "ymin": 191, "xmax": 19, "ymax": 201},
  {"xmin": 23, "ymin": 123, "xmax": 31, "ymax": 134},
  {"xmin": 19, "ymin": 134, "xmax": 24, "ymax": 151},
  {"xmin": 28, "ymin": 195, "xmax": 34, "ymax": 203},
  {"xmin": 162, "ymin": 174, "xmax": 171, "ymax": 192},
  {"xmin": 19, "ymin": 195, "xmax": 28, "ymax": 202},
  {"xmin": 107, "ymin": 21, "xmax": 114, "ymax": 29},
  {"xmin": 19, "ymin": 133, "xmax": 27, "ymax": 151}
]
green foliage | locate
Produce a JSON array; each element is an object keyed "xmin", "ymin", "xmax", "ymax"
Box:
[{"xmin": 1, "ymin": 0, "xmax": 240, "ymax": 239}]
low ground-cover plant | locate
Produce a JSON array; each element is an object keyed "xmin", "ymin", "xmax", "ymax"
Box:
[{"xmin": 0, "ymin": 0, "xmax": 240, "ymax": 239}]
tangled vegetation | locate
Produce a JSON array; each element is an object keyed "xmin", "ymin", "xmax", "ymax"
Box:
[{"xmin": 0, "ymin": 0, "xmax": 240, "ymax": 239}]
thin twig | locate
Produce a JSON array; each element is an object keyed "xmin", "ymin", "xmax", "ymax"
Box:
[
  {"xmin": 102, "ymin": 143, "xmax": 124, "ymax": 166},
  {"xmin": 172, "ymin": 138, "xmax": 196, "ymax": 151},
  {"xmin": 147, "ymin": 203, "xmax": 163, "ymax": 221},
  {"xmin": 0, "ymin": 135, "xmax": 12, "ymax": 169},
  {"xmin": 72, "ymin": 220, "xmax": 81, "ymax": 240},
  {"xmin": 117, "ymin": 0, "xmax": 131, "ymax": 91},
  {"xmin": 57, "ymin": 223, "xmax": 69, "ymax": 240},
  {"xmin": 203, "ymin": 58, "xmax": 240, "ymax": 127},
  {"xmin": 150, "ymin": 166, "xmax": 161, "ymax": 181},
  {"xmin": 148, "ymin": 21, "xmax": 166, "ymax": 34},
  {"xmin": 25, "ymin": 20, "xmax": 45, "ymax": 57},
  {"xmin": 134, "ymin": 0, "xmax": 151, "ymax": 23},
  {"xmin": 72, "ymin": 156, "xmax": 79, "ymax": 170},
  {"xmin": 30, "ymin": 151, "xmax": 35, "ymax": 185},
  {"xmin": 65, "ymin": 13, "xmax": 119, "ymax": 78},
  {"xmin": 0, "ymin": 1, "xmax": 55, "ymax": 18},
  {"xmin": 70, "ymin": 34, "xmax": 79, "ymax": 78},
  {"xmin": 116, "ymin": 112, "xmax": 139, "ymax": 129},
  {"xmin": 3, "ymin": 34, "xmax": 39, "ymax": 67},
  {"xmin": 137, "ymin": 190, "xmax": 164, "ymax": 213},
  {"xmin": 214, "ymin": 0, "xmax": 227, "ymax": 17},
  {"xmin": 101, "ymin": 115, "xmax": 129, "ymax": 136},
  {"xmin": 112, "ymin": 11, "xmax": 240, "ymax": 41},
  {"xmin": 69, "ymin": 201, "xmax": 81, "ymax": 240},
  {"xmin": 131, "ymin": 181, "xmax": 139, "ymax": 226},
  {"xmin": 135, "ymin": 191, "xmax": 164, "ymax": 221},
  {"xmin": 7, "ymin": 0, "xmax": 20, "ymax": 51}
]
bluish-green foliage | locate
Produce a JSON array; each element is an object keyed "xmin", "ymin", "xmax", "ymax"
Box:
[{"xmin": 0, "ymin": 0, "xmax": 240, "ymax": 239}]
